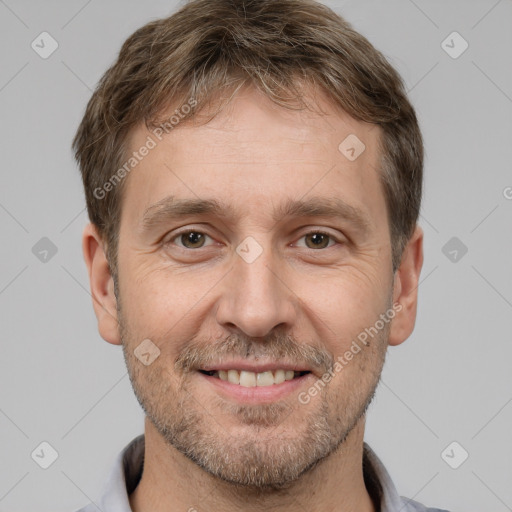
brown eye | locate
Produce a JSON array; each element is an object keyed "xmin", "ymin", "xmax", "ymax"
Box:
[
  {"xmin": 176, "ymin": 231, "xmax": 209, "ymax": 249},
  {"xmin": 303, "ymin": 232, "xmax": 335, "ymax": 249}
]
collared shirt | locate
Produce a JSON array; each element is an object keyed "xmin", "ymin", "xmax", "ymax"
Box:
[{"xmin": 75, "ymin": 435, "xmax": 449, "ymax": 512}]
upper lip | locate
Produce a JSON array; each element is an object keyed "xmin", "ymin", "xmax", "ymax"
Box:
[{"xmin": 199, "ymin": 360, "xmax": 313, "ymax": 374}]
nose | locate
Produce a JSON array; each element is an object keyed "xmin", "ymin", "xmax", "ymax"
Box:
[{"xmin": 215, "ymin": 242, "xmax": 298, "ymax": 339}]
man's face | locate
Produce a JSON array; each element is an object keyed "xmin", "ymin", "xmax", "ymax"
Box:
[{"xmin": 115, "ymin": 86, "xmax": 395, "ymax": 488}]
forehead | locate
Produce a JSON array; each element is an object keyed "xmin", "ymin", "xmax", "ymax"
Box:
[{"xmin": 120, "ymin": 86, "xmax": 386, "ymax": 232}]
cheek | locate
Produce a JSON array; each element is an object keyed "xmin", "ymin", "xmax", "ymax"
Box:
[
  {"xmin": 302, "ymin": 271, "xmax": 388, "ymax": 337},
  {"xmin": 296, "ymin": 278, "xmax": 391, "ymax": 387},
  {"xmin": 118, "ymin": 260, "xmax": 220, "ymax": 345}
]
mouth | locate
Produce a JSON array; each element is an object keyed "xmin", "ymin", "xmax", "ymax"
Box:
[
  {"xmin": 196, "ymin": 365, "xmax": 315, "ymax": 404},
  {"xmin": 198, "ymin": 369, "xmax": 311, "ymax": 387}
]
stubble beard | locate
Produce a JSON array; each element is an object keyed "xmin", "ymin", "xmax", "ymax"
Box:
[{"xmin": 119, "ymin": 306, "xmax": 389, "ymax": 490}]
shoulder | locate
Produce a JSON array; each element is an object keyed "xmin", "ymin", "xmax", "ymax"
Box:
[
  {"xmin": 73, "ymin": 505, "xmax": 99, "ymax": 512},
  {"xmin": 400, "ymin": 496, "xmax": 451, "ymax": 512}
]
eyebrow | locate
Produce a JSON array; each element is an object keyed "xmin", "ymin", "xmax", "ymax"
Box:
[{"xmin": 140, "ymin": 195, "xmax": 371, "ymax": 234}]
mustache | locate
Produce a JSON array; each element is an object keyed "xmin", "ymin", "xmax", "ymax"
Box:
[{"xmin": 174, "ymin": 331, "xmax": 334, "ymax": 374}]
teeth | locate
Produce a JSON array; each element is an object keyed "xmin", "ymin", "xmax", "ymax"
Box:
[
  {"xmin": 274, "ymin": 369, "xmax": 285, "ymax": 384},
  {"xmin": 208, "ymin": 369, "xmax": 306, "ymax": 387},
  {"xmin": 227, "ymin": 369, "xmax": 240, "ymax": 384},
  {"xmin": 239, "ymin": 370, "xmax": 257, "ymax": 387},
  {"xmin": 256, "ymin": 371, "xmax": 274, "ymax": 387}
]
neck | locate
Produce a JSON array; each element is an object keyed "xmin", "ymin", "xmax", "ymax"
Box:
[{"xmin": 129, "ymin": 417, "xmax": 376, "ymax": 512}]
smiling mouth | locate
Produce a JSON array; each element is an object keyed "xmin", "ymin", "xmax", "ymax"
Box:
[{"xmin": 198, "ymin": 369, "xmax": 311, "ymax": 387}]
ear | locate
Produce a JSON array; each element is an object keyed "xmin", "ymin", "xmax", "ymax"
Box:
[
  {"xmin": 388, "ymin": 225, "xmax": 424, "ymax": 346},
  {"xmin": 82, "ymin": 223, "xmax": 121, "ymax": 345}
]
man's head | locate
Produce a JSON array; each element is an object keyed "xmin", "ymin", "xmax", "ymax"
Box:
[
  {"xmin": 74, "ymin": 0, "xmax": 423, "ymax": 279},
  {"xmin": 76, "ymin": 0, "xmax": 424, "ymax": 491}
]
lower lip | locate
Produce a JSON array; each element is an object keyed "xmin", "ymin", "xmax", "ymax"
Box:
[{"xmin": 198, "ymin": 372, "xmax": 314, "ymax": 404}]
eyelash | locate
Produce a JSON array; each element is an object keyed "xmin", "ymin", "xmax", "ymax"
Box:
[{"xmin": 165, "ymin": 229, "xmax": 341, "ymax": 250}]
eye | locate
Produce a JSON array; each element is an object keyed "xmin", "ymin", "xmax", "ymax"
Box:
[
  {"xmin": 165, "ymin": 229, "xmax": 340, "ymax": 251},
  {"xmin": 296, "ymin": 231, "xmax": 338, "ymax": 250},
  {"xmin": 168, "ymin": 230, "xmax": 215, "ymax": 249}
]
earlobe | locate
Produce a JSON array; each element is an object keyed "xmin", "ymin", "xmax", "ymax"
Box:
[
  {"xmin": 82, "ymin": 223, "xmax": 121, "ymax": 345},
  {"xmin": 388, "ymin": 225, "xmax": 424, "ymax": 347}
]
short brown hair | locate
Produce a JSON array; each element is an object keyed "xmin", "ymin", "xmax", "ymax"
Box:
[{"xmin": 73, "ymin": 0, "xmax": 423, "ymax": 276}]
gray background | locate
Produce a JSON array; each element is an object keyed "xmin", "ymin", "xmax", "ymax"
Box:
[{"xmin": 0, "ymin": 0, "xmax": 511, "ymax": 511}]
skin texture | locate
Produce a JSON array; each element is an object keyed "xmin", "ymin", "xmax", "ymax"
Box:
[{"xmin": 83, "ymin": 85, "xmax": 423, "ymax": 512}]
